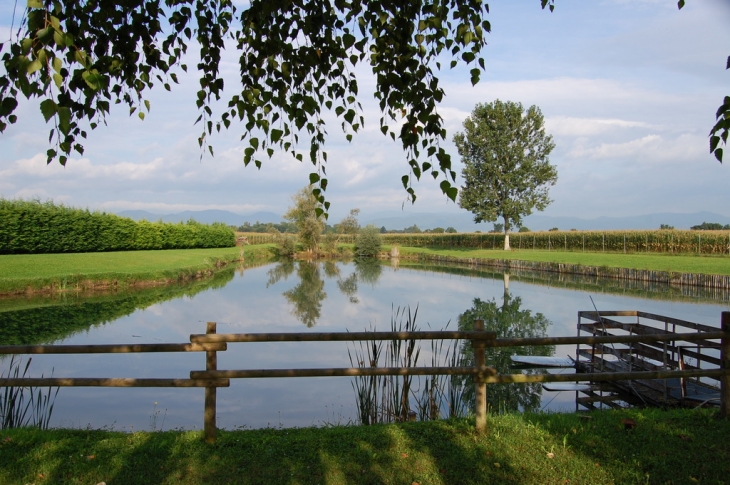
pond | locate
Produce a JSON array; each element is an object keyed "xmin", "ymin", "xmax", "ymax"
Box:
[{"xmin": 0, "ymin": 259, "xmax": 727, "ymax": 431}]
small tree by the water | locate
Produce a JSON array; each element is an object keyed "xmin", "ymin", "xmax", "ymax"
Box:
[
  {"xmin": 355, "ymin": 225, "xmax": 383, "ymax": 258},
  {"xmin": 283, "ymin": 186, "xmax": 325, "ymax": 254}
]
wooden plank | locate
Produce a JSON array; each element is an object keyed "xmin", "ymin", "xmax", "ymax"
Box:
[
  {"xmin": 191, "ymin": 330, "xmax": 497, "ymax": 344},
  {"xmin": 191, "ymin": 366, "xmax": 496, "ymax": 379},
  {"xmin": 511, "ymin": 355, "xmax": 575, "ymax": 368},
  {"xmin": 636, "ymin": 311, "xmax": 718, "ymax": 333},
  {"xmin": 493, "ymin": 331, "xmax": 726, "ymax": 348},
  {"xmin": 0, "ymin": 378, "xmax": 230, "ymax": 387},
  {"xmin": 0, "ymin": 343, "xmax": 227, "ymax": 354},
  {"xmin": 542, "ymin": 383, "xmax": 595, "ymax": 391}
]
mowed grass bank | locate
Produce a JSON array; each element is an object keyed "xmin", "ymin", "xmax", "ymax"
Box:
[
  {"xmin": 0, "ymin": 246, "xmax": 274, "ymax": 294},
  {"xmin": 397, "ymin": 246, "xmax": 730, "ymax": 276},
  {"xmin": 0, "ymin": 409, "xmax": 727, "ymax": 484}
]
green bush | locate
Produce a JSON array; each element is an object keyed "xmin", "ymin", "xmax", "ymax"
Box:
[
  {"xmin": 274, "ymin": 233, "xmax": 297, "ymax": 258},
  {"xmin": 355, "ymin": 225, "xmax": 382, "ymax": 257}
]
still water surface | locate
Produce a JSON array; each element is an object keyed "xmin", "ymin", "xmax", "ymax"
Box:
[{"xmin": 1, "ymin": 260, "xmax": 727, "ymax": 430}]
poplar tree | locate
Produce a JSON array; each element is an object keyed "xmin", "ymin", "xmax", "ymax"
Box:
[{"xmin": 454, "ymin": 100, "xmax": 557, "ymax": 250}]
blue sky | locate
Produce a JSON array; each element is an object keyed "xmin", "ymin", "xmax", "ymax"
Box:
[{"xmin": 1, "ymin": 0, "xmax": 729, "ymax": 222}]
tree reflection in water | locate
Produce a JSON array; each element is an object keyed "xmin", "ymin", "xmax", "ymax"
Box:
[
  {"xmin": 457, "ymin": 275, "xmax": 555, "ymax": 413},
  {"xmin": 266, "ymin": 259, "xmax": 383, "ymax": 326}
]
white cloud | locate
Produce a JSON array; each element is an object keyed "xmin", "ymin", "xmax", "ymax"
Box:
[
  {"xmin": 546, "ymin": 116, "xmax": 654, "ymax": 137},
  {"xmin": 1, "ymin": 1, "xmax": 729, "ymax": 219},
  {"xmin": 568, "ymin": 133, "xmax": 706, "ymax": 163}
]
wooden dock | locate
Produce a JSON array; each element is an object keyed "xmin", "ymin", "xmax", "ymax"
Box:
[{"xmin": 574, "ymin": 311, "xmax": 722, "ymax": 410}]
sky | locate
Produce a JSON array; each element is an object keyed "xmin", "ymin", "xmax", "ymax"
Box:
[{"xmin": 1, "ymin": 0, "xmax": 729, "ymax": 223}]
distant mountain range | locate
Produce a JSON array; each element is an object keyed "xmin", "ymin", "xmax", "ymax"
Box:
[
  {"xmin": 116, "ymin": 209, "xmax": 730, "ymax": 232},
  {"xmin": 117, "ymin": 209, "xmax": 281, "ymax": 225}
]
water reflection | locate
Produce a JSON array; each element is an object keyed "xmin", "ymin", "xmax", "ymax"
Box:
[
  {"xmin": 267, "ymin": 259, "xmax": 383, "ymax": 326},
  {"xmin": 457, "ymin": 275, "xmax": 555, "ymax": 413},
  {"xmin": 395, "ymin": 259, "xmax": 730, "ymax": 304},
  {"xmin": 0, "ymin": 267, "xmax": 238, "ymax": 346},
  {"xmin": 0, "ymin": 260, "xmax": 725, "ymax": 430}
]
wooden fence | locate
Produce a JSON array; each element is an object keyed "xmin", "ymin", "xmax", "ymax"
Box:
[{"xmin": 1, "ymin": 315, "xmax": 729, "ymax": 443}]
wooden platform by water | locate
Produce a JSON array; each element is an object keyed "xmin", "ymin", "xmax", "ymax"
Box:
[{"xmin": 574, "ymin": 311, "xmax": 721, "ymax": 410}]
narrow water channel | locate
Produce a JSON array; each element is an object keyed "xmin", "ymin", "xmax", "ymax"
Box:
[{"xmin": 0, "ymin": 260, "xmax": 727, "ymax": 431}]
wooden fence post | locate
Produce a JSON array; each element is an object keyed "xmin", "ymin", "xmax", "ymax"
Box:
[
  {"xmin": 473, "ymin": 318, "xmax": 487, "ymax": 433},
  {"xmin": 204, "ymin": 322, "xmax": 218, "ymax": 443},
  {"xmin": 722, "ymin": 312, "xmax": 730, "ymax": 417}
]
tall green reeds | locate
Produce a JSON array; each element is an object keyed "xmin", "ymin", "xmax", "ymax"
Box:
[
  {"xmin": 348, "ymin": 306, "xmax": 469, "ymax": 425},
  {"xmin": 0, "ymin": 357, "xmax": 59, "ymax": 430}
]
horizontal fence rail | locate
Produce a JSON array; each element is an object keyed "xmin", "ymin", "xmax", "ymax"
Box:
[
  {"xmin": 190, "ymin": 366, "xmax": 497, "ymax": 380},
  {"xmin": 1, "ymin": 314, "xmax": 729, "ymax": 444},
  {"xmin": 0, "ymin": 378, "xmax": 230, "ymax": 387},
  {"xmin": 0, "ymin": 343, "xmax": 227, "ymax": 354},
  {"xmin": 190, "ymin": 330, "xmax": 497, "ymax": 343}
]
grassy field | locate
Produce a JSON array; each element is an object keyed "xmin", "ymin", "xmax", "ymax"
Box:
[
  {"xmin": 0, "ymin": 246, "xmax": 274, "ymax": 294},
  {"xmin": 398, "ymin": 246, "xmax": 730, "ymax": 275},
  {"xmin": 0, "ymin": 408, "xmax": 727, "ymax": 484},
  {"xmin": 2, "ymin": 243, "xmax": 729, "ymax": 295}
]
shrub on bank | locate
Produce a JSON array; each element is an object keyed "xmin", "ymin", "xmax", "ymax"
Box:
[
  {"xmin": 0, "ymin": 199, "xmax": 235, "ymax": 254},
  {"xmin": 354, "ymin": 225, "xmax": 382, "ymax": 257}
]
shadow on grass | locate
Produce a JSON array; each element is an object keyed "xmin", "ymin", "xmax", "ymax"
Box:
[{"xmin": 1, "ymin": 409, "xmax": 729, "ymax": 484}]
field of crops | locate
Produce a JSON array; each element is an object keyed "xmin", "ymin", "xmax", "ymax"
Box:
[
  {"xmin": 240, "ymin": 230, "xmax": 730, "ymax": 255},
  {"xmin": 381, "ymin": 230, "xmax": 730, "ymax": 254}
]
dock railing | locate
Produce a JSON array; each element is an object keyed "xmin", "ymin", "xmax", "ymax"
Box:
[{"xmin": 1, "ymin": 314, "xmax": 729, "ymax": 443}]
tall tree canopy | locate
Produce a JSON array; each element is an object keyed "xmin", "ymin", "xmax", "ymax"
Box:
[
  {"xmin": 0, "ymin": 0, "xmax": 509, "ymax": 214},
  {"xmin": 454, "ymin": 100, "xmax": 557, "ymax": 250}
]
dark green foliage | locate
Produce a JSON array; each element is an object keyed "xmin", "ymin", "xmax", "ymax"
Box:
[
  {"xmin": 1, "ymin": 0, "xmax": 491, "ymax": 209},
  {"xmin": 0, "ymin": 199, "xmax": 235, "ymax": 254},
  {"xmin": 691, "ymin": 221, "xmax": 730, "ymax": 230},
  {"xmin": 354, "ymin": 225, "xmax": 383, "ymax": 257}
]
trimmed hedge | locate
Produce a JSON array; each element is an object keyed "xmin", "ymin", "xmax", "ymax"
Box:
[{"xmin": 0, "ymin": 199, "xmax": 235, "ymax": 254}]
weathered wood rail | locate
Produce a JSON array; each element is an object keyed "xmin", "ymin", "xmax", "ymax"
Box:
[{"xmin": 0, "ymin": 314, "xmax": 728, "ymax": 443}]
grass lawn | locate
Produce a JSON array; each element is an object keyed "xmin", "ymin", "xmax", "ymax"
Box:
[
  {"xmin": 0, "ymin": 246, "xmax": 274, "ymax": 294},
  {"xmin": 398, "ymin": 246, "xmax": 730, "ymax": 276},
  {"xmin": 0, "ymin": 408, "xmax": 727, "ymax": 484},
  {"xmin": 2, "ymin": 243, "xmax": 729, "ymax": 294}
]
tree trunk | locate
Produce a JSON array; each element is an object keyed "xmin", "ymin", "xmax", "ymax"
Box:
[{"xmin": 503, "ymin": 216, "xmax": 511, "ymax": 250}]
